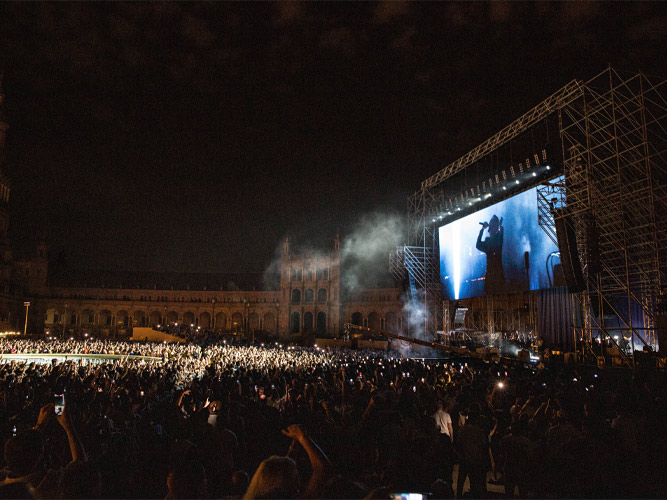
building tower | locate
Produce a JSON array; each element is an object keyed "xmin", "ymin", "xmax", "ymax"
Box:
[{"xmin": 0, "ymin": 73, "xmax": 11, "ymax": 263}]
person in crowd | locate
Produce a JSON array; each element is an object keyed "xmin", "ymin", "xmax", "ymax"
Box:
[
  {"xmin": 0, "ymin": 336, "xmax": 664, "ymax": 499},
  {"xmin": 498, "ymin": 420, "xmax": 531, "ymax": 498},
  {"xmin": 455, "ymin": 406, "xmax": 489, "ymax": 498}
]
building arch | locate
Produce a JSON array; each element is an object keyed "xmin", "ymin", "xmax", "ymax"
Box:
[
  {"xmin": 291, "ymin": 289, "xmax": 301, "ymax": 304},
  {"xmin": 231, "ymin": 312, "xmax": 243, "ymax": 332},
  {"xmin": 183, "ymin": 311, "xmax": 195, "ymax": 326},
  {"xmin": 304, "ymin": 289, "xmax": 314, "ymax": 303},
  {"xmin": 351, "ymin": 312, "xmax": 363, "ymax": 326},
  {"xmin": 99, "ymin": 310, "xmax": 112, "ymax": 326},
  {"xmin": 317, "ymin": 312, "xmax": 326, "ymax": 335},
  {"xmin": 149, "ymin": 311, "xmax": 161, "ymax": 326},
  {"xmin": 368, "ymin": 312, "xmax": 381, "ymax": 331},
  {"xmin": 81, "ymin": 308, "xmax": 95, "ymax": 325},
  {"xmin": 317, "ymin": 288, "xmax": 327, "ymax": 303},
  {"xmin": 215, "ymin": 312, "xmax": 227, "ymax": 330},
  {"xmin": 263, "ymin": 312, "xmax": 276, "ymax": 332},
  {"xmin": 167, "ymin": 311, "xmax": 179, "ymax": 324},
  {"xmin": 290, "ymin": 311, "xmax": 300, "ymax": 333},
  {"xmin": 303, "ymin": 312, "xmax": 313, "ymax": 332},
  {"xmin": 133, "ymin": 310, "xmax": 146, "ymax": 327},
  {"xmin": 200, "ymin": 312, "xmax": 211, "ymax": 329},
  {"xmin": 116, "ymin": 310, "xmax": 129, "ymax": 327}
]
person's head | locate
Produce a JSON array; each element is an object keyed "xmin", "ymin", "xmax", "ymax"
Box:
[
  {"xmin": 167, "ymin": 460, "xmax": 207, "ymax": 499},
  {"xmin": 243, "ymin": 456, "xmax": 300, "ymax": 499},
  {"xmin": 4, "ymin": 430, "xmax": 44, "ymax": 476},
  {"xmin": 230, "ymin": 470, "xmax": 250, "ymax": 497},
  {"xmin": 489, "ymin": 215, "xmax": 500, "ymax": 235},
  {"xmin": 430, "ymin": 479, "xmax": 454, "ymax": 499},
  {"xmin": 321, "ymin": 475, "xmax": 368, "ymax": 499},
  {"xmin": 59, "ymin": 461, "xmax": 102, "ymax": 499}
]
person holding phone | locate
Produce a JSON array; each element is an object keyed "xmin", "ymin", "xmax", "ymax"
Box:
[{"xmin": 0, "ymin": 400, "xmax": 87, "ymax": 499}]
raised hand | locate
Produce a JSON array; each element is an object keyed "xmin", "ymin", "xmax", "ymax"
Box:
[
  {"xmin": 34, "ymin": 403, "xmax": 54, "ymax": 431},
  {"xmin": 281, "ymin": 424, "xmax": 306, "ymax": 442}
]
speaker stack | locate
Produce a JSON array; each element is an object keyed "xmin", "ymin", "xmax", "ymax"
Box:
[{"xmin": 553, "ymin": 207, "xmax": 586, "ymax": 293}]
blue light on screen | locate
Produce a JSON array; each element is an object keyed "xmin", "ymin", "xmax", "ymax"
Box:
[{"xmin": 439, "ymin": 184, "xmax": 561, "ymax": 300}]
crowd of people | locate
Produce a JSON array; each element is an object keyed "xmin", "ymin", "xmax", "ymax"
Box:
[{"xmin": 0, "ymin": 336, "xmax": 665, "ymax": 499}]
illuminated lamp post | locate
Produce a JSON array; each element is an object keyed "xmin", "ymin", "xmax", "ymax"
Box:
[
  {"xmin": 62, "ymin": 303, "xmax": 68, "ymax": 339},
  {"xmin": 23, "ymin": 301, "xmax": 30, "ymax": 336}
]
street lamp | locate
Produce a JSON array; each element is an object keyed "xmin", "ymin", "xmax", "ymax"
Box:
[
  {"xmin": 63, "ymin": 303, "xmax": 68, "ymax": 339},
  {"xmin": 23, "ymin": 302, "xmax": 30, "ymax": 336}
]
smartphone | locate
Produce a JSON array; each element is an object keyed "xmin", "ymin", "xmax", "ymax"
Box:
[
  {"xmin": 54, "ymin": 393, "xmax": 65, "ymax": 415},
  {"xmin": 391, "ymin": 494, "xmax": 426, "ymax": 500}
]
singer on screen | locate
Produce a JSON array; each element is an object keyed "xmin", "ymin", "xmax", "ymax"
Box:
[{"xmin": 476, "ymin": 215, "xmax": 506, "ymax": 294}]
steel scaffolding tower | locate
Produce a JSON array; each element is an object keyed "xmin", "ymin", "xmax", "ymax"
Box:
[
  {"xmin": 556, "ymin": 67, "xmax": 667, "ymax": 360},
  {"xmin": 397, "ymin": 67, "xmax": 667, "ymax": 356}
]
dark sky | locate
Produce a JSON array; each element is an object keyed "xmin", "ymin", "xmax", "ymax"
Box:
[{"xmin": 1, "ymin": 2, "xmax": 665, "ymax": 274}]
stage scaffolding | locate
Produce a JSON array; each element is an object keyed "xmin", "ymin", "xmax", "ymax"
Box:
[
  {"xmin": 393, "ymin": 67, "xmax": 667, "ymax": 363},
  {"xmin": 553, "ymin": 67, "xmax": 667, "ymax": 364}
]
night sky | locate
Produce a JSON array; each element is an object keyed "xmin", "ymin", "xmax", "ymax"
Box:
[{"xmin": 1, "ymin": 2, "xmax": 665, "ymax": 274}]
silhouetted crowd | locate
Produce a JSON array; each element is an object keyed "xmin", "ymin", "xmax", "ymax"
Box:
[{"xmin": 1, "ymin": 337, "xmax": 666, "ymax": 499}]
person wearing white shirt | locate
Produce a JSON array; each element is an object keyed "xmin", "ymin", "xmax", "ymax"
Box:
[{"xmin": 433, "ymin": 400, "xmax": 454, "ymax": 441}]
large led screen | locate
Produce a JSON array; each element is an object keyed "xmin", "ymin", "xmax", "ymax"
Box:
[{"xmin": 439, "ymin": 184, "xmax": 561, "ymax": 300}]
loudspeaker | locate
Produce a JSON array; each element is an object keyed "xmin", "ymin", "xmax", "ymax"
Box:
[
  {"xmin": 656, "ymin": 314, "xmax": 667, "ymax": 354},
  {"xmin": 554, "ymin": 208, "xmax": 586, "ymax": 293}
]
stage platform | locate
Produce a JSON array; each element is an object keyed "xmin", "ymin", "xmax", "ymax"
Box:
[{"xmin": 131, "ymin": 327, "xmax": 185, "ymax": 343}]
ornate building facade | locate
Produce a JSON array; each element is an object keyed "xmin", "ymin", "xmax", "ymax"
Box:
[
  {"xmin": 34, "ymin": 235, "xmax": 405, "ymax": 341},
  {"xmin": 0, "ymin": 83, "xmax": 405, "ymax": 340}
]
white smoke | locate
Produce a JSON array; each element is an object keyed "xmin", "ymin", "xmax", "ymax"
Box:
[{"xmin": 340, "ymin": 211, "xmax": 405, "ymax": 296}]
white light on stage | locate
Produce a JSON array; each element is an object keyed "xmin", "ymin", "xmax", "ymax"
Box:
[
  {"xmin": 532, "ymin": 172, "xmax": 537, "ymax": 176},
  {"xmin": 451, "ymin": 224, "xmax": 461, "ymax": 300},
  {"xmin": 503, "ymin": 186, "xmax": 507, "ymax": 190},
  {"xmin": 546, "ymin": 165, "xmax": 551, "ymax": 170},
  {"xmin": 515, "ymin": 180, "xmax": 520, "ymax": 184}
]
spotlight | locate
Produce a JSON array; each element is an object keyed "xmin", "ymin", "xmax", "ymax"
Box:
[
  {"xmin": 515, "ymin": 180, "xmax": 520, "ymax": 184},
  {"xmin": 532, "ymin": 172, "xmax": 537, "ymax": 177},
  {"xmin": 546, "ymin": 165, "xmax": 551, "ymax": 170}
]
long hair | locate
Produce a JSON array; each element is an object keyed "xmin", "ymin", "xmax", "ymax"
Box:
[{"xmin": 243, "ymin": 456, "xmax": 300, "ymax": 500}]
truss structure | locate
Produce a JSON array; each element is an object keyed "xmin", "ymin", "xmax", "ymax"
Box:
[
  {"xmin": 398, "ymin": 67, "xmax": 667, "ymax": 360},
  {"xmin": 398, "ymin": 79, "xmax": 584, "ymax": 335},
  {"xmin": 555, "ymin": 67, "xmax": 667, "ymax": 360}
]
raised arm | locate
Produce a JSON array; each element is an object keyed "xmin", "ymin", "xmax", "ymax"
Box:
[{"xmin": 282, "ymin": 424, "xmax": 332, "ymax": 498}]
